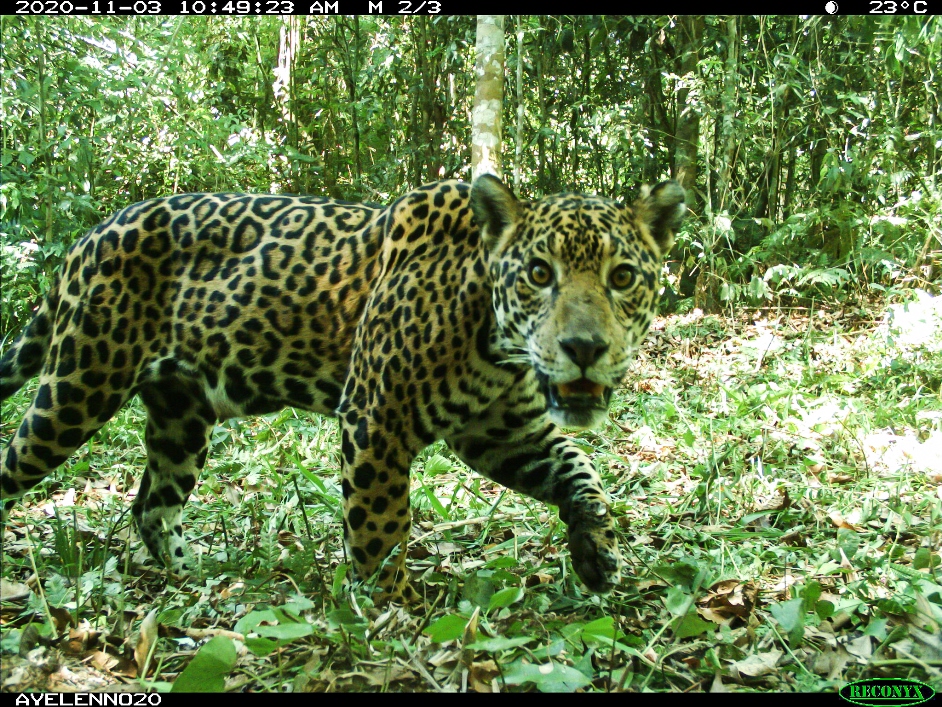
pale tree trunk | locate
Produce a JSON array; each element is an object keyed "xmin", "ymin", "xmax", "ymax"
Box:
[
  {"xmin": 513, "ymin": 16, "xmax": 524, "ymax": 191},
  {"xmin": 717, "ymin": 16, "xmax": 739, "ymax": 213},
  {"xmin": 471, "ymin": 16, "xmax": 504, "ymax": 180},
  {"xmin": 274, "ymin": 16, "xmax": 300, "ymax": 192}
]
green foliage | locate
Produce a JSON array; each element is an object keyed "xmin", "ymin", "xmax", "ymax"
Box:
[
  {"xmin": 171, "ymin": 635, "xmax": 238, "ymax": 692},
  {"xmin": 2, "ymin": 17, "xmax": 940, "ymax": 335}
]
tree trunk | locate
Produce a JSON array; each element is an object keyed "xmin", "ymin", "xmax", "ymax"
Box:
[
  {"xmin": 717, "ymin": 16, "xmax": 739, "ymax": 213},
  {"xmin": 672, "ymin": 16, "xmax": 704, "ymax": 201},
  {"xmin": 471, "ymin": 15, "xmax": 504, "ymax": 179},
  {"xmin": 274, "ymin": 16, "xmax": 300, "ymax": 192},
  {"xmin": 513, "ymin": 16, "xmax": 524, "ymax": 192}
]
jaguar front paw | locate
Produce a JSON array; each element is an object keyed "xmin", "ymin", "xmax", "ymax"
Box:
[{"xmin": 567, "ymin": 500, "xmax": 623, "ymax": 594}]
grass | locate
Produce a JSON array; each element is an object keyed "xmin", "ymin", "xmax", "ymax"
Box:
[{"xmin": 1, "ymin": 292, "xmax": 940, "ymax": 692}]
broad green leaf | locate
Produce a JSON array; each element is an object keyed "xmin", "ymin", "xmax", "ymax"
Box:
[
  {"xmin": 672, "ymin": 613, "xmax": 714, "ymax": 639},
  {"xmin": 326, "ymin": 608, "xmax": 368, "ymax": 639},
  {"xmin": 234, "ymin": 609, "xmax": 277, "ymax": 636},
  {"xmin": 863, "ymin": 617, "xmax": 888, "ymax": 640},
  {"xmin": 466, "ymin": 636, "xmax": 534, "ymax": 652},
  {"xmin": 244, "ymin": 636, "xmax": 278, "ymax": 657},
  {"xmin": 914, "ymin": 547, "xmax": 935, "ymax": 570},
  {"xmin": 463, "ymin": 573, "xmax": 496, "ymax": 610},
  {"xmin": 424, "ymin": 453, "xmax": 454, "ymax": 475},
  {"xmin": 254, "ymin": 621, "xmax": 314, "ymax": 641},
  {"xmin": 158, "ymin": 609, "xmax": 184, "ymax": 626},
  {"xmin": 769, "ymin": 598, "xmax": 804, "ymax": 646},
  {"xmin": 488, "ymin": 586, "xmax": 524, "ymax": 612},
  {"xmin": 582, "ymin": 616, "xmax": 616, "ymax": 640},
  {"xmin": 664, "ymin": 586, "xmax": 692, "ymax": 616},
  {"xmin": 171, "ymin": 635, "xmax": 237, "ymax": 693},
  {"xmin": 799, "ymin": 581, "xmax": 822, "ymax": 612},
  {"xmin": 282, "ymin": 596, "xmax": 317, "ymax": 615},
  {"xmin": 502, "ymin": 659, "xmax": 592, "ymax": 693},
  {"xmin": 425, "ymin": 614, "xmax": 469, "ymax": 643}
]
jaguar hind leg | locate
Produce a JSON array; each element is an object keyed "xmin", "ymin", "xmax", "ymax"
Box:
[
  {"xmin": 133, "ymin": 377, "xmax": 215, "ymax": 572},
  {"xmin": 1, "ymin": 375, "xmax": 132, "ymax": 520}
]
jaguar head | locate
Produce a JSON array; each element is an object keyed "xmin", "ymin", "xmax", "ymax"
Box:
[{"xmin": 472, "ymin": 174, "xmax": 685, "ymax": 429}]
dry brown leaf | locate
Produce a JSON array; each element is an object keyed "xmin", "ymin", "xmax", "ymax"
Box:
[
  {"xmin": 64, "ymin": 627, "xmax": 100, "ymax": 655},
  {"xmin": 844, "ymin": 634, "xmax": 873, "ymax": 662},
  {"xmin": 710, "ymin": 671, "xmax": 729, "ymax": 692},
  {"xmin": 728, "ymin": 649, "xmax": 782, "ymax": 678},
  {"xmin": 697, "ymin": 607, "xmax": 731, "ymax": 624},
  {"xmin": 697, "ymin": 580, "xmax": 757, "ymax": 623},
  {"xmin": 88, "ymin": 650, "xmax": 120, "ymax": 672},
  {"xmin": 838, "ymin": 548, "xmax": 859, "ymax": 581},
  {"xmin": 525, "ymin": 572, "xmax": 554, "ymax": 587},
  {"xmin": 0, "ymin": 578, "xmax": 31, "ymax": 601},
  {"xmin": 133, "ymin": 609, "xmax": 158, "ymax": 675},
  {"xmin": 48, "ymin": 606, "xmax": 75, "ymax": 633},
  {"xmin": 829, "ymin": 511, "xmax": 860, "ymax": 531},
  {"xmin": 184, "ymin": 627, "xmax": 245, "ymax": 642},
  {"xmin": 469, "ymin": 659, "xmax": 499, "ymax": 693}
]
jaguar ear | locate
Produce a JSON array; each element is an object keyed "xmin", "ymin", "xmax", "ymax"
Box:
[
  {"xmin": 471, "ymin": 173, "xmax": 521, "ymax": 252},
  {"xmin": 634, "ymin": 180, "xmax": 686, "ymax": 256}
]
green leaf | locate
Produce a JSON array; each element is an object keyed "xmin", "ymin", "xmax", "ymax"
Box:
[
  {"xmin": 799, "ymin": 581, "xmax": 822, "ymax": 612},
  {"xmin": 581, "ymin": 616, "xmax": 616, "ymax": 640},
  {"xmin": 233, "ymin": 609, "xmax": 277, "ymax": 636},
  {"xmin": 488, "ymin": 586, "xmax": 524, "ymax": 612},
  {"xmin": 502, "ymin": 659, "xmax": 592, "ymax": 692},
  {"xmin": 171, "ymin": 635, "xmax": 237, "ymax": 693},
  {"xmin": 282, "ymin": 596, "xmax": 317, "ymax": 614},
  {"xmin": 326, "ymin": 608, "xmax": 368, "ymax": 639},
  {"xmin": 463, "ymin": 573, "xmax": 496, "ymax": 610},
  {"xmin": 863, "ymin": 617, "xmax": 888, "ymax": 640},
  {"xmin": 914, "ymin": 547, "xmax": 935, "ymax": 570},
  {"xmin": 672, "ymin": 612, "xmax": 714, "ymax": 639},
  {"xmin": 422, "ymin": 484, "xmax": 450, "ymax": 519},
  {"xmin": 157, "ymin": 609, "xmax": 184, "ymax": 626},
  {"xmin": 466, "ymin": 636, "xmax": 534, "ymax": 652},
  {"xmin": 653, "ymin": 559, "xmax": 700, "ymax": 589},
  {"xmin": 664, "ymin": 586, "xmax": 692, "ymax": 616},
  {"xmin": 331, "ymin": 564, "xmax": 349, "ymax": 599},
  {"xmin": 254, "ymin": 621, "xmax": 313, "ymax": 641},
  {"xmin": 424, "ymin": 453, "xmax": 454, "ymax": 475},
  {"xmin": 769, "ymin": 598, "xmax": 805, "ymax": 646},
  {"xmin": 244, "ymin": 636, "xmax": 278, "ymax": 657},
  {"xmin": 530, "ymin": 639, "xmax": 566, "ymax": 660},
  {"xmin": 425, "ymin": 614, "xmax": 469, "ymax": 643}
]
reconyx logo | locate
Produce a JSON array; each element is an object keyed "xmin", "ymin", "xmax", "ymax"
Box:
[{"xmin": 840, "ymin": 679, "xmax": 935, "ymax": 707}]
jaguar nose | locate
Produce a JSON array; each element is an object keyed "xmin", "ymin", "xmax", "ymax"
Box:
[{"xmin": 559, "ymin": 337, "xmax": 609, "ymax": 369}]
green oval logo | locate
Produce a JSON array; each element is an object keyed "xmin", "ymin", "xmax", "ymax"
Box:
[{"xmin": 840, "ymin": 678, "xmax": 936, "ymax": 707}]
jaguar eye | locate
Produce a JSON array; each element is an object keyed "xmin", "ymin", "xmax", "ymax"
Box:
[
  {"xmin": 528, "ymin": 259, "xmax": 554, "ymax": 288},
  {"xmin": 609, "ymin": 264, "xmax": 636, "ymax": 290}
]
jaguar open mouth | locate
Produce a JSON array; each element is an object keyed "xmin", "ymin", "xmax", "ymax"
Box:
[{"xmin": 542, "ymin": 376, "xmax": 613, "ymax": 429}]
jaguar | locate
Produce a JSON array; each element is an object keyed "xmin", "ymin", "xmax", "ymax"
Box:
[{"xmin": 0, "ymin": 174, "xmax": 685, "ymax": 602}]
